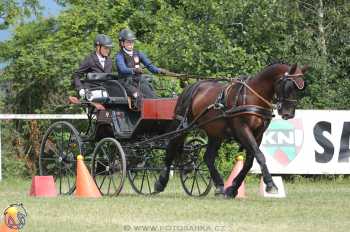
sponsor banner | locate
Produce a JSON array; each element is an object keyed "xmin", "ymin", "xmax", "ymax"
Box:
[{"xmin": 251, "ymin": 110, "xmax": 350, "ymax": 174}]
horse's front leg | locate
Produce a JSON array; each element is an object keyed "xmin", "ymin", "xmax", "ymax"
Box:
[
  {"xmin": 204, "ymin": 137, "xmax": 225, "ymax": 196},
  {"xmin": 225, "ymin": 151, "xmax": 254, "ymax": 198},
  {"xmin": 254, "ymin": 131, "xmax": 278, "ymax": 194},
  {"xmin": 225, "ymin": 125, "xmax": 277, "ymax": 197}
]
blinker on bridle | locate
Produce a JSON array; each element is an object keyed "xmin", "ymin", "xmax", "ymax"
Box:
[{"xmin": 274, "ymin": 72, "xmax": 305, "ymax": 108}]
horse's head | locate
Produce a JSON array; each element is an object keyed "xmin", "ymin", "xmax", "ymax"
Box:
[{"xmin": 274, "ymin": 64, "xmax": 308, "ymax": 119}]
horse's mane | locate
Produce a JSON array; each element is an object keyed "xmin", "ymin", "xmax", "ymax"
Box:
[{"xmin": 249, "ymin": 60, "xmax": 291, "ymax": 81}]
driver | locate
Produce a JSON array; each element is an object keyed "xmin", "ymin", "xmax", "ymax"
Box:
[{"xmin": 115, "ymin": 28, "xmax": 169, "ymax": 99}]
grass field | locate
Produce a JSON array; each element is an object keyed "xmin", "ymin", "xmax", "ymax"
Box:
[{"xmin": 0, "ymin": 175, "xmax": 350, "ymax": 232}]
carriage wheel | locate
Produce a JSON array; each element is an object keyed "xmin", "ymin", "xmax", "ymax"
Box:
[
  {"xmin": 180, "ymin": 138, "xmax": 212, "ymax": 197},
  {"xmin": 39, "ymin": 121, "xmax": 82, "ymax": 195},
  {"xmin": 91, "ymin": 138, "xmax": 126, "ymax": 196},
  {"xmin": 127, "ymin": 148, "xmax": 164, "ymax": 195}
]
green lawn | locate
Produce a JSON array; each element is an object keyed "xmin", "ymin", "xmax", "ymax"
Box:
[{"xmin": 0, "ymin": 175, "xmax": 349, "ymax": 232}]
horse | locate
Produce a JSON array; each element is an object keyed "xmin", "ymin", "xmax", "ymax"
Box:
[{"xmin": 154, "ymin": 63, "xmax": 308, "ymax": 197}]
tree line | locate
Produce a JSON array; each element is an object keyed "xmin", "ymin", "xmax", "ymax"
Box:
[
  {"xmin": 0, "ymin": 0, "xmax": 349, "ymax": 176},
  {"xmin": 1, "ymin": 0, "xmax": 349, "ymax": 113}
]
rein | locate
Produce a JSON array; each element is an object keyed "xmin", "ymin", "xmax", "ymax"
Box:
[
  {"xmin": 226, "ymin": 72, "xmax": 304, "ymax": 110},
  {"xmin": 225, "ymin": 80, "xmax": 274, "ymax": 109},
  {"xmin": 138, "ymin": 70, "xmax": 304, "ymax": 146},
  {"xmin": 238, "ymin": 81, "xmax": 273, "ymax": 108}
]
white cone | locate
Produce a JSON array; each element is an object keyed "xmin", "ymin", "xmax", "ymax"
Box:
[{"xmin": 259, "ymin": 176, "xmax": 286, "ymax": 198}]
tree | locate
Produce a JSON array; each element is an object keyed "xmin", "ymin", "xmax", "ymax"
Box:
[
  {"xmin": 293, "ymin": 0, "xmax": 350, "ymax": 108},
  {"xmin": 0, "ymin": 0, "xmax": 349, "ymax": 176},
  {"xmin": 0, "ymin": 0, "xmax": 41, "ymax": 30}
]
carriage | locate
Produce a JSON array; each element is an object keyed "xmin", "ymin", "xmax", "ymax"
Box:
[{"xmin": 39, "ymin": 73, "xmax": 212, "ymax": 197}]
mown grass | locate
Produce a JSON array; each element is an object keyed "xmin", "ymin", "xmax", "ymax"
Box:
[{"xmin": 0, "ymin": 175, "xmax": 349, "ymax": 232}]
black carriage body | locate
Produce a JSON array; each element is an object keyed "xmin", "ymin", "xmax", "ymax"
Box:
[
  {"xmin": 80, "ymin": 73, "xmax": 177, "ymax": 143},
  {"xmin": 40, "ymin": 73, "xmax": 212, "ymax": 197},
  {"xmin": 94, "ymin": 99, "xmax": 177, "ymax": 140}
]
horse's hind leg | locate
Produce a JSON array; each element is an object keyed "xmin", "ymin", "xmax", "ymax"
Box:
[
  {"xmin": 204, "ymin": 137, "xmax": 224, "ymax": 196},
  {"xmin": 154, "ymin": 134, "xmax": 186, "ymax": 193}
]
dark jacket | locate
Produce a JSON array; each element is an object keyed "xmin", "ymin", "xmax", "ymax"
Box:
[{"xmin": 73, "ymin": 52, "xmax": 113, "ymax": 90}]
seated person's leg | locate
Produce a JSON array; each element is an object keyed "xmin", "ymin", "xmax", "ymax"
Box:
[
  {"xmin": 119, "ymin": 78, "xmax": 139, "ymax": 98},
  {"xmin": 78, "ymin": 82, "xmax": 100, "ymax": 99},
  {"xmin": 104, "ymin": 80, "xmax": 129, "ymax": 98},
  {"xmin": 118, "ymin": 78, "xmax": 141, "ymax": 110},
  {"xmin": 139, "ymin": 75, "xmax": 157, "ymax": 98}
]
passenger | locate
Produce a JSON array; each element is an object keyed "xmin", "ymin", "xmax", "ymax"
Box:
[
  {"xmin": 115, "ymin": 28, "xmax": 169, "ymax": 99},
  {"xmin": 73, "ymin": 34, "xmax": 113, "ymax": 99}
]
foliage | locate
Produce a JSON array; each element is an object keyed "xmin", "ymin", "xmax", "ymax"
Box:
[
  {"xmin": 0, "ymin": 0, "xmax": 349, "ymax": 176},
  {"xmin": 2, "ymin": 152, "xmax": 30, "ymax": 178},
  {"xmin": 0, "ymin": 0, "xmax": 41, "ymax": 30},
  {"xmin": 216, "ymin": 142, "xmax": 243, "ymax": 178},
  {"xmin": 1, "ymin": 122, "xmax": 32, "ymax": 178},
  {"xmin": 1, "ymin": 0, "xmax": 349, "ymax": 113}
]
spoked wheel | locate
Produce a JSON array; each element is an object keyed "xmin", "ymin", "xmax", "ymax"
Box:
[
  {"xmin": 180, "ymin": 138, "xmax": 212, "ymax": 197},
  {"xmin": 127, "ymin": 148, "xmax": 164, "ymax": 195},
  {"xmin": 91, "ymin": 138, "xmax": 126, "ymax": 196},
  {"xmin": 39, "ymin": 121, "xmax": 82, "ymax": 195}
]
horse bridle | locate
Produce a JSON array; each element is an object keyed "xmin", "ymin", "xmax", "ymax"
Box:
[
  {"xmin": 274, "ymin": 72, "xmax": 304, "ymax": 111},
  {"xmin": 227, "ymin": 72, "xmax": 304, "ymax": 110}
]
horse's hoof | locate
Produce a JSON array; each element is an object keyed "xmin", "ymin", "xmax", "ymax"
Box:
[
  {"xmin": 214, "ymin": 186, "xmax": 225, "ymax": 197},
  {"xmin": 266, "ymin": 182, "xmax": 278, "ymax": 194},
  {"xmin": 224, "ymin": 186, "xmax": 237, "ymax": 198},
  {"xmin": 154, "ymin": 180, "xmax": 165, "ymax": 193}
]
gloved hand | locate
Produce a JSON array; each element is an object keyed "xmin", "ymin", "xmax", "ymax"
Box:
[
  {"xmin": 180, "ymin": 80, "xmax": 188, "ymax": 88},
  {"xmin": 158, "ymin": 68, "xmax": 169, "ymax": 75},
  {"xmin": 78, "ymin": 89, "xmax": 86, "ymax": 98},
  {"xmin": 134, "ymin": 68, "xmax": 143, "ymax": 75}
]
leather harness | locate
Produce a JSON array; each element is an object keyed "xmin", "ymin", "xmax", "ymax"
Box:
[{"xmin": 176, "ymin": 78, "xmax": 275, "ymax": 131}]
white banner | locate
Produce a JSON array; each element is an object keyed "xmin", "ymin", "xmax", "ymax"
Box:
[
  {"xmin": 251, "ymin": 110, "xmax": 350, "ymax": 174},
  {"xmin": 1, "ymin": 112, "xmax": 350, "ymax": 179}
]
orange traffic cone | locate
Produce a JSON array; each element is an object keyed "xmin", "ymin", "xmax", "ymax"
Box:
[
  {"xmin": 75, "ymin": 155, "xmax": 101, "ymax": 198},
  {"xmin": 29, "ymin": 176, "xmax": 57, "ymax": 197},
  {"xmin": 0, "ymin": 207, "xmax": 18, "ymax": 232},
  {"xmin": 0, "ymin": 221, "xmax": 18, "ymax": 232},
  {"xmin": 224, "ymin": 155, "xmax": 246, "ymax": 198}
]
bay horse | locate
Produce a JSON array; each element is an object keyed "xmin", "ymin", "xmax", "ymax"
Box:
[{"xmin": 154, "ymin": 63, "xmax": 308, "ymax": 198}]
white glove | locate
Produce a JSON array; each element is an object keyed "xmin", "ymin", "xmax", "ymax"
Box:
[{"xmin": 79, "ymin": 89, "xmax": 86, "ymax": 98}]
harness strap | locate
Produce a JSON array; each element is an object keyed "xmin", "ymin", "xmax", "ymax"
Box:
[
  {"xmin": 133, "ymin": 104, "xmax": 273, "ymax": 147},
  {"xmin": 193, "ymin": 105, "xmax": 274, "ymax": 131},
  {"xmin": 169, "ymin": 78, "xmax": 274, "ymax": 144},
  {"xmin": 220, "ymin": 78, "xmax": 273, "ymax": 109},
  {"xmin": 225, "ymin": 105, "xmax": 274, "ymax": 119},
  {"xmin": 232, "ymin": 83, "xmax": 244, "ymax": 107},
  {"xmin": 240, "ymin": 81, "xmax": 273, "ymax": 109},
  {"xmin": 214, "ymin": 88, "xmax": 225, "ymax": 109},
  {"xmin": 243, "ymin": 77, "xmax": 250, "ymax": 105}
]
